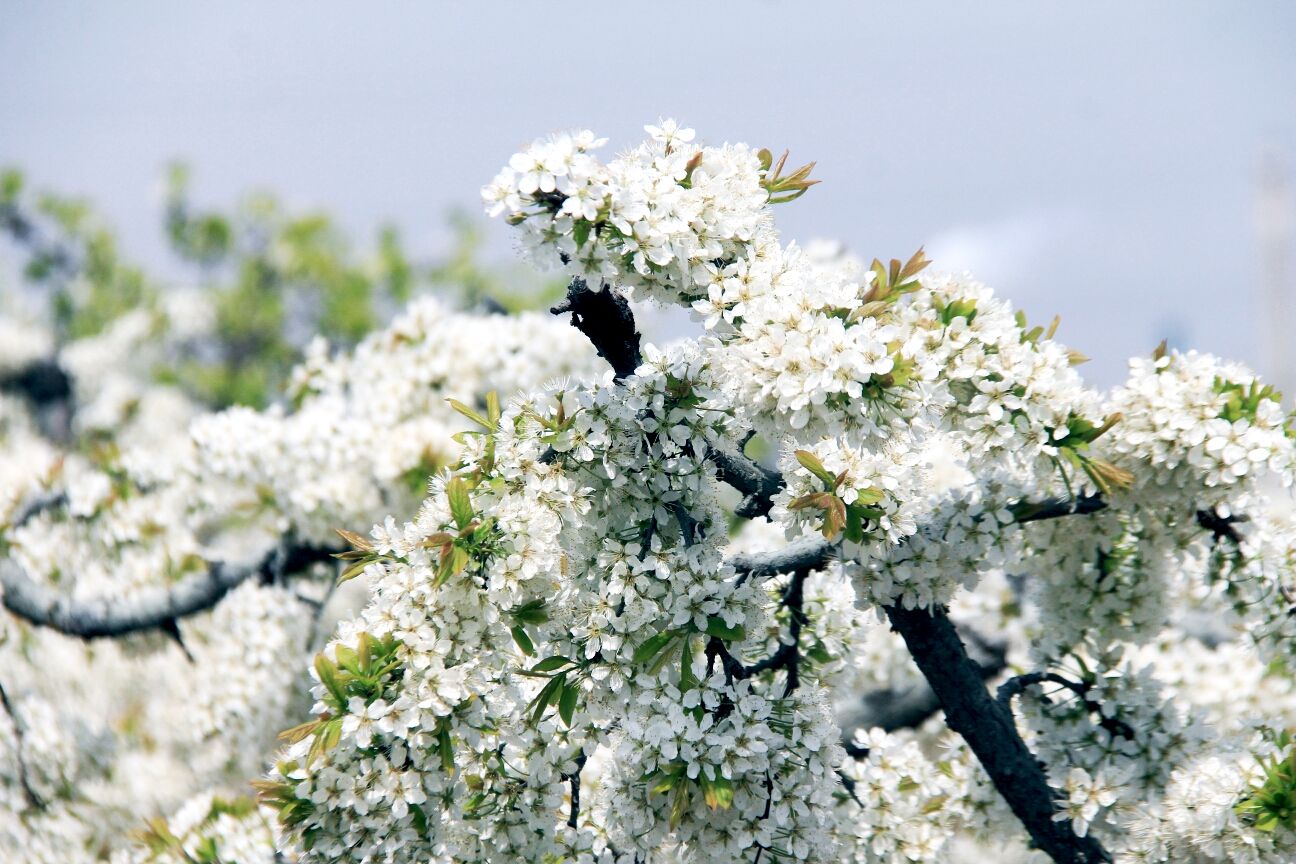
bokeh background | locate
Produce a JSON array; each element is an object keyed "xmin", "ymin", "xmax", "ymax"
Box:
[{"xmin": 2, "ymin": 1, "xmax": 1294, "ymax": 387}]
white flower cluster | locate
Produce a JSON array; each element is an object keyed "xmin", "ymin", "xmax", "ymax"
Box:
[
  {"xmin": 1120, "ymin": 749, "xmax": 1296, "ymax": 864},
  {"xmin": 109, "ymin": 791, "xmax": 281, "ymax": 864},
  {"xmin": 482, "ymin": 121, "xmax": 773, "ymax": 307},
  {"xmin": 1105, "ymin": 349, "xmax": 1295, "ymax": 503},
  {"xmin": 1013, "ymin": 650, "xmax": 1210, "ymax": 848},
  {"xmin": 0, "ymin": 294, "xmax": 601, "ymax": 861},
  {"xmin": 7, "ymin": 119, "xmax": 1296, "ymax": 863},
  {"xmin": 836, "ymin": 727, "xmax": 967, "ymax": 861},
  {"xmin": 194, "ymin": 297, "xmax": 598, "ymax": 543}
]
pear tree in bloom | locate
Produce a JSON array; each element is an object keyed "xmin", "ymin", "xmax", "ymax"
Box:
[{"xmin": 3, "ymin": 123, "xmax": 1296, "ymax": 864}]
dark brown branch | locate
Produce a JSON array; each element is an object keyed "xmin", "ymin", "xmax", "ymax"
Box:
[
  {"xmin": 0, "ymin": 359, "xmax": 72, "ymax": 408},
  {"xmin": 0, "ymin": 359, "xmax": 75, "ymax": 442},
  {"xmin": 1196, "ymin": 507, "xmax": 1246, "ymax": 544},
  {"xmin": 7, "ymin": 489, "xmax": 68, "ymax": 529},
  {"xmin": 550, "ymin": 278, "xmax": 642, "ymax": 381},
  {"xmin": 1010, "ymin": 493, "xmax": 1106, "ymax": 524},
  {"xmin": 885, "ymin": 603, "xmax": 1111, "ymax": 863},
  {"xmin": 0, "ymin": 541, "xmax": 336, "ymax": 639}
]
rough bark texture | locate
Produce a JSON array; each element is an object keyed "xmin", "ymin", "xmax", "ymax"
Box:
[{"xmin": 885, "ymin": 603, "xmax": 1112, "ymax": 864}]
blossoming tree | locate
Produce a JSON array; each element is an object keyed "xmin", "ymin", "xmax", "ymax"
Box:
[{"xmin": 3, "ymin": 122, "xmax": 1296, "ymax": 864}]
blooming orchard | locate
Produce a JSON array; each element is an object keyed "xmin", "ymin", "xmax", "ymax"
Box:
[{"xmin": 2, "ymin": 122, "xmax": 1296, "ymax": 864}]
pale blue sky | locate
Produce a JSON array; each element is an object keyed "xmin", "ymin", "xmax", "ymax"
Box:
[{"xmin": 2, "ymin": 1, "xmax": 1294, "ymax": 384}]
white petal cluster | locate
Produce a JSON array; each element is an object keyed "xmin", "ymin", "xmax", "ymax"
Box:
[
  {"xmin": 483, "ymin": 122, "xmax": 773, "ymax": 308},
  {"xmin": 108, "ymin": 792, "xmax": 281, "ymax": 864},
  {"xmin": 836, "ymin": 728, "xmax": 966, "ymax": 862},
  {"xmin": 1105, "ymin": 350, "xmax": 1295, "ymax": 503},
  {"xmin": 1120, "ymin": 751, "xmax": 1294, "ymax": 864},
  {"xmin": 6, "ymin": 119, "xmax": 1296, "ymax": 863}
]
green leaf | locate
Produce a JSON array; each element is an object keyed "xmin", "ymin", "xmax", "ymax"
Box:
[
  {"xmin": 338, "ymin": 558, "xmax": 371, "ymax": 584},
  {"xmin": 447, "ymin": 398, "xmax": 490, "ymax": 429},
  {"xmin": 794, "ymin": 449, "xmax": 836, "ymax": 486},
  {"xmin": 446, "ymin": 477, "xmax": 473, "ymax": 529},
  {"xmin": 334, "ymin": 643, "xmax": 360, "ymax": 675},
  {"xmin": 844, "ymin": 504, "xmax": 864, "ymax": 544},
  {"xmin": 510, "ymin": 625, "xmax": 535, "ymax": 656},
  {"xmin": 314, "ymin": 656, "xmax": 347, "ymax": 709},
  {"xmin": 433, "ymin": 544, "xmax": 470, "ymax": 587},
  {"xmin": 633, "ymin": 630, "xmax": 679, "ymax": 664},
  {"xmin": 854, "ymin": 487, "xmax": 884, "ymax": 505},
  {"xmin": 410, "ymin": 802, "xmax": 429, "ymax": 835},
  {"xmin": 703, "ymin": 616, "xmax": 746, "ymax": 642},
  {"xmin": 529, "ymin": 675, "xmax": 564, "ymax": 724},
  {"xmin": 511, "ymin": 599, "xmax": 549, "ymax": 625},
  {"xmin": 806, "ymin": 640, "xmax": 833, "ymax": 663},
  {"xmin": 679, "ymin": 637, "xmax": 698, "ymax": 691},
  {"xmin": 669, "ymin": 783, "xmax": 691, "ymax": 830},
  {"xmin": 700, "ymin": 773, "xmax": 734, "ymax": 811},
  {"xmin": 572, "ymin": 219, "xmax": 592, "ymax": 250},
  {"xmin": 438, "ymin": 724, "xmax": 455, "ymax": 773},
  {"xmin": 648, "ymin": 768, "xmax": 679, "ymax": 796},
  {"xmin": 558, "ymin": 681, "xmax": 578, "ymax": 727},
  {"xmin": 530, "ymin": 655, "xmax": 574, "ymax": 674}
]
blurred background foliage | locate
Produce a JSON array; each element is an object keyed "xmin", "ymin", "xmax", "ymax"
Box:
[{"xmin": 0, "ymin": 165, "xmax": 566, "ymax": 409}]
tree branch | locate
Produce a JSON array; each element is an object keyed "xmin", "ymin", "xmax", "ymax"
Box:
[
  {"xmin": 0, "ymin": 358, "xmax": 75, "ymax": 442},
  {"xmin": 728, "ymin": 495, "xmax": 1113, "ymax": 583},
  {"xmin": 0, "ymin": 359, "xmax": 73, "ymax": 408},
  {"xmin": 840, "ymin": 624, "xmax": 1007, "ymax": 735},
  {"xmin": 0, "ymin": 679, "xmax": 45, "ymax": 812},
  {"xmin": 6, "ymin": 489, "xmax": 68, "ymax": 530},
  {"xmin": 885, "ymin": 603, "xmax": 1111, "ymax": 864},
  {"xmin": 1010, "ymin": 493, "xmax": 1105, "ymax": 524},
  {"xmin": 998, "ymin": 671, "xmax": 1135, "ymax": 742},
  {"xmin": 550, "ymin": 277, "xmax": 642, "ymax": 381},
  {"xmin": 563, "ymin": 750, "xmax": 587, "ymax": 829},
  {"xmin": 743, "ymin": 568, "xmax": 808, "ymax": 697},
  {"xmin": 731, "ymin": 536, "xmax": 835, "ymax": 583},
  {"xmin": 0, "ymin": 541, "xmax": 336, "ymax": 639},
  {"xmin": 709, "ymin": 443, "xmax": 785, "ymax": 519}
]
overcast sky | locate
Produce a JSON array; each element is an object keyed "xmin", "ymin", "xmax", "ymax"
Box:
[{"xmin": 2, "ymin": 1, "xmax": 1294, "ymax": 385}]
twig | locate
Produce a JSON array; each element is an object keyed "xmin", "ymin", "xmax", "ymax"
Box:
[
  {"xmin": 998, "ymin": 671, "xmax": 1135, "ymax": 742},
  {"xmin": 563, "ymin": 750, "xmax": 587, "ymax": 829},
  {"xmin": 743, "ymin": 568, "xmax": 809, "ymax": 697},
  {"xmin": 0, "ymin": 679, "xmax": 46, "ymax": 811},
  {"xmin": 709, "ymin": 443, "xmax": 784, "ymax": 519},
  {"xmin": 7, "ymin": 489, "xmax": 68, "ymax": 530}
]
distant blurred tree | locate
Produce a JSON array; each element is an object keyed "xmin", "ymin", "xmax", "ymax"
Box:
[{"xmin": 0, "ymin": 165, "xmax": 565, "ymax": 409}]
